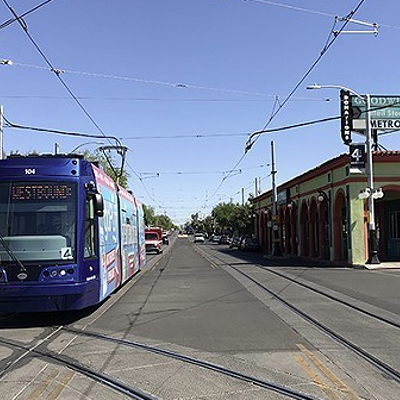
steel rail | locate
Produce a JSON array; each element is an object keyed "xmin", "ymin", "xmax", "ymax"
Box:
[
  {"xmin": 0, "ymin": 337, "xmax": 158, "ymax": 400},
  {"xmin": 199, "ymin": 246, "xmax": 400, "ymax": 384},
  {"xmin": 201, "ymin": 244, "xmax": 400, "ymax": 330},
  {"xmin": 254, "ymin": 264, "xmax": 400, "ymax": 329},
  {"xmin": 63, "ymin": 327, "xmax": 321, "ymax": 400}
]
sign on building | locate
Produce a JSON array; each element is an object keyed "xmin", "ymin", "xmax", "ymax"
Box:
[
  {"xmin": 349, "ymin": 143, "xmax": 366, "ymax": 174},
  {"xmin": 340, "ymin": 90, "xmax": 353, "ymax": 144}
]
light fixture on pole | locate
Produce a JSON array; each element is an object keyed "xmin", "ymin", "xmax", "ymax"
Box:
[
  {"xmin": 307, "ymin": 84, "xmax": 380, "ymax": 264},
  {"xmin": 317, "ymin": 190, "xmax": 329, "ymax": 203}
]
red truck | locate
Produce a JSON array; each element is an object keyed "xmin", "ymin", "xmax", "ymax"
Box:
[{"xmin": 145, "ymin": 228, "xmax": 163, "ymax": 254}]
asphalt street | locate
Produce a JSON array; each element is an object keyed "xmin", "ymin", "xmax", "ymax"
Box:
[{"xmin": 1, "ymin": 236, "xmax": 400, "ymax": 399}]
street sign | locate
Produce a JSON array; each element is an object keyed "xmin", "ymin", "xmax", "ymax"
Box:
[
  {"xmin": 350, "ymin": 95, "xmax": 400, "ymax": 132},
  {"xmin": 340, "ymin": 90, "xmax": 353, "ymax": 144},
  {"xmin": 349, "ymin": 143, "xmax": 366, "ymax": 174}
]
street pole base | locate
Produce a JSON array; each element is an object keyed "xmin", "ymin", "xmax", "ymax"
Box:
[{"xmin": 367, "ymin": 253, "xmax": 380, "ymax": 264}]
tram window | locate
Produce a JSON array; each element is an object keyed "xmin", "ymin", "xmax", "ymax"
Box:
[{"xmin": 84, "ymin": 196, "xmax": 97, "ymax": 258}]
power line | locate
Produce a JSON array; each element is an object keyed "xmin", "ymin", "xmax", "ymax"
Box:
[
  {"xmin": 0, "ymin": 92, "xmax": 330, "ymax": 103},
  {"xmin": 3, "ymin": 115, "xmax": 122, "ymax": 143},
  {"xmin": 0, "ymin": 58, "xmax": 329, "ymax": 102},
  {"xmin": 1, "ymin": 59, "xmax": 279, "ymax": 98},
  {"xmin": 239, "ymin": 0, "xmax": 400, "ymax": 30},
  {"xmin": 240, "ymin": 0, "xmax": 335, "ymax": 18},
  {"xmin": 0, "ymin": 0, "xmax": 58, "ymax": 30},
  {"xmin": 1, "ymin": 1, "xmax": 119, "ymax": 148},
  {"xmin": 137, "ymin": 164, "xmax": 267, "ymax": 177},
  {"xmin": 123, "ymin": 132, "xmax": 251, "ymax": 140},
  {"xmin": 207, "ymin": 2, "xmax": 369, "ymax": 203},
  {"xmin": 2, "ymin": 0, "xmax": 124, "ymax": 179}
]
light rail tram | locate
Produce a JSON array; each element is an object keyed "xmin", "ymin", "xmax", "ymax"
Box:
[{"xmin": 0, "ymin": 154, "xmax": 146, "ymax": 312}]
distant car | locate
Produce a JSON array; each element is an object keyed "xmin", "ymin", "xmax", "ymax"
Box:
[
  {"xmin": 162, "ymin": 232, "xmax": 169, "ymax": 245},
  {"xmin": 145, "ymin": 231, "xmax": 163, "ymax": 254},
  {"xmin": 194, "ymin": 233, "xmax": 205, "ymax": 243},
  {"xmin": 212, "ymin": 235, "xmax": 221, "ymax": 243}
]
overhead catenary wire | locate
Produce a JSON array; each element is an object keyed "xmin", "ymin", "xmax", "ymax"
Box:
[
  {"xmin": 239, "ymin": 0, "xmax": 399, "ymax": 30},
  {"xmin": 0, "ymin": 58, "xmax": 330, "ymax": 102},
  {"xmin": 206, "ymin": 0, "xmax": 368, "ymax": 208},
  {"xmin": 1, "ymin": 0, "xmax": 124, "ymax": 179},
  {"xmin": 2, "ymin": 115, "xmax": 122, "ymax": 143},
  {"xmin": 250, "ymin": 0, "xmax": 369, "ymax": 148},
  {"xmin": 0, "ymin": 0, "xmax": 58, "ymax": 30}
]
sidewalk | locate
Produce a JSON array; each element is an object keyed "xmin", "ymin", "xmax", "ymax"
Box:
[
  {"xmin": 259, "ymin": 253, "xmax": 400, "ymax": 270},
  {"xmin": 364, "ymin": 261, "xmax": 400, "ymax": 270}
]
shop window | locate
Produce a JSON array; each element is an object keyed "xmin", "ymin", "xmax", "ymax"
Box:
[{"xmin": 389, "ymin": 211, "xmax": 400, "ymax": 239}]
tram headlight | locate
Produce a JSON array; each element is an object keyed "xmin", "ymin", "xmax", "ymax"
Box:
[
  {"xmin": 59, "ymin": 269, "xmax": 66, "ymax": 276},
  {"xmin": 51, "ymin": 270, "xmax": 58, "ymax": 277}
]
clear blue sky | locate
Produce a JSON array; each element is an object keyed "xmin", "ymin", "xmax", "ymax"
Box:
[{"xmin": 1, "ymin": 0, "xmax": 400, "ymax": 225}]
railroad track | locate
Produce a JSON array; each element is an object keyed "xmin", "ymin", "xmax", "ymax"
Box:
[
  {"xmin": 0, "ymin": 314, "xmax": 323, "ymax": 400},
  {"xmin": 0, "ymin": 326, "xmax": 159, "ymax": 400},
  {"xmin": 197, "ymin": 244, "xmax": 400, "ymax": 385},
  {"xmin": 0, "ymin": 249, "xmax": 325, "ymax": 400}
]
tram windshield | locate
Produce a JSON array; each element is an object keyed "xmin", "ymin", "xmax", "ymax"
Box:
[{"xmin": 0, "ymin": 182, "xmax": 77, "ymax": 264}]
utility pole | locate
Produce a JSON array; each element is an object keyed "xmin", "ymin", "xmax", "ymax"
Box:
[
  {"xmin": 271, "ymin": 140, "xmax": 281, "ymax": 256},
  {"xmin": 365, "ymin": 94, "xmax": 379, "ymax": 264}
]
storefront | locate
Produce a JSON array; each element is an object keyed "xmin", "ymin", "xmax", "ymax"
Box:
[{"xmin": 252, "ymin": 151, "xmax": 400, "ymax": 266}]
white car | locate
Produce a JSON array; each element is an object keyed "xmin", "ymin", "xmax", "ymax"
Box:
[{"xmin": 194, "ymin": 233, "xmax": 205, "ymax": 243}]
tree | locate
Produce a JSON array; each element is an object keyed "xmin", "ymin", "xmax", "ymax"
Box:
[
  {"xmin": 143, "ymin": 204, "xmax": 156, "ymax": 226},
  {"xmin": 231, "ymin": 203, "xmax": 255, "ymax": 236},
  {"xmin": 155, "ymin": 214, "xmax": 175, "ymax": 231},
  {"xmin": 84, "ymin": 149, "xmax": 129, "ymax": 188},
  {"xmin": 210, "ymin": 201, "xmax": 255, "ymax": 236},
  {"xmin": 212, "ymin": 202, "xmax": 237, "ymax": 233}
]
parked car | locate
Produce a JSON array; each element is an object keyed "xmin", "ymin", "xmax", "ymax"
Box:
[
  {"xmin": 229, "ymin": 236, "xmax": 241, "ymax": 248},
  {"xmin": 219, "ymin": 235, "xmax": 229, "ymax": 245},
  {"xmin": 212, "ymin": 235, "xmax": 222, "ymax": 243},
  {"xmin": 194, "ymin": 233, "xmax": 205, "ymax": 243},
  {"xmin": 240, "ymin": 237, "xmax": 260, "ymax": 252}
]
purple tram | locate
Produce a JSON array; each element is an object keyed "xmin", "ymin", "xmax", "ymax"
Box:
[{"xmin": 0, "ymin": 154, "xmax": 146, "ymax": 312}]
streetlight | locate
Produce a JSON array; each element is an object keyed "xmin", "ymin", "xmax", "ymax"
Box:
[{"xmin": 307, "ymin": 84, "xmax": 380, "ymax": 264}]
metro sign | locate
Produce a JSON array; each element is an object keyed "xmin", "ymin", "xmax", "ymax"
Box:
[{"xmin": 350, "ymin": 95, "xmax": 400, "ymax": 132}]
